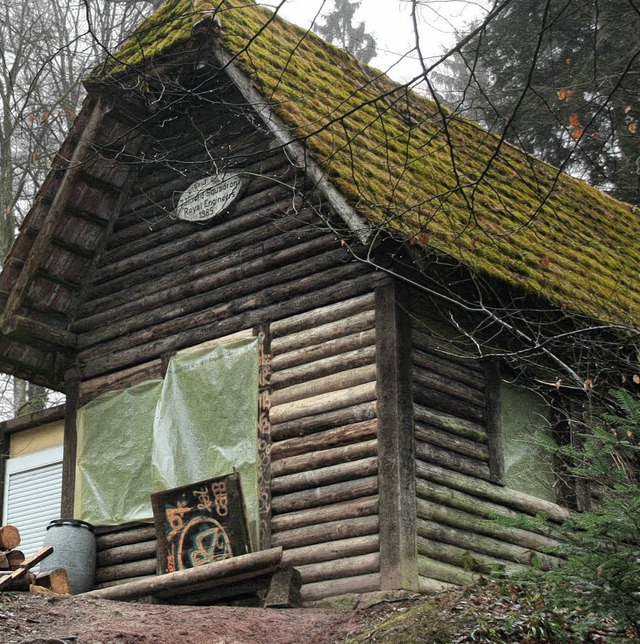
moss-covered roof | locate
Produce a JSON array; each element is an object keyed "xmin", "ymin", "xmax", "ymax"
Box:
[{"xmin": 102, "ymin": 0, "xmax": 640, "ymax": 330}]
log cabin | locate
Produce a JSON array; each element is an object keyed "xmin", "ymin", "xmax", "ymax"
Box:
[{"xmin": 0, "ymin": 0, "xmax": 638, "ymax": 603}]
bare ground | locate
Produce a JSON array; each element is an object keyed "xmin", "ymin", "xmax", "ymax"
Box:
[
  {"xmin": 0, "ymin": 583, "xmax": 627, "ymax": 643},
  {"xmin": 0, "ymin": 592, "xmax": 384, "ymax": 644}
]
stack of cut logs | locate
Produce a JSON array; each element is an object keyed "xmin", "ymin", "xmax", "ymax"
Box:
[{"xmin": 0, "ymin": 525, "xmax": 70, "ymax": 594}]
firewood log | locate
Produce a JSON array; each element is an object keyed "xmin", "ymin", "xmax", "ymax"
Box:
[
  {"xmin": 6, "ymin": 550, "xmax": 25, "ymax": 570},
  {"xmin": 0, "ymin": 526, "xmax": 21, "ymax": 551},
  {"xmin": 36, "ymin": 568, "xmax": 71, "ymax": 595}
]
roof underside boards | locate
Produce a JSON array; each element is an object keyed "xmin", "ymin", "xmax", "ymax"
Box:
[
  {"xmin": 0, "ymin": 0, "xmax": 638, "ymax": 388},
  {"xmin": 0, "ymin": 98, "xmax": 144, "ymax": 387}
]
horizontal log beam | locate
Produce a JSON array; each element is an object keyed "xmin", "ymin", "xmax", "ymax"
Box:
[
  {"xmin": 270, "ymin": 381, "xmax": 377, "ymax": 426},
  {"xmin": 92, "ymin": 574, "xmax": 155, "ymax": 590},
  {"xmin": 271, "ymin": 476, "xmax": 378, "ymax": 514},
  {"xmin": 412, "ymin": 347, "xmax": 485, "ymax": 392},
  {"xmin": 416, "ymin": 425, "xmax": 489, "ymax": 462},
  {"xmin": 416, "ymin": 443, "xmax": 492, "ymax": 481},
  {"xmin": 271, "ymin": 345, "xmax": 376, "ymax": 391},
  {"xmin": 2, "ymin": 315, "xmax": 77, "ymax": 349},
  {"xmin": 102, "ymin": 166, "xmax": 296, "ymax": 269},
  {"xmin": 417, "ymin": 555, "xmax": 475, "ymax": 586},
  {"xmin": 295, "ymin": 552, "xmax": 379, "ymax": 585},
  {"xmin": 417, "ymin": 517, "xmax": 557, "ymax": 568},
  {"xmin": 78, "ymin": 234, "xmax": 344, "ymax": 349},
  {"xmin": 96, "ymin": 540, "xmax": 157, "ymax": 568},
  {"xmin": 412, "ymin": 330, "xmax": 484, "ymax": 372},
  {"xmin": 157, "ymin": 570, "xmax": 280, "ymax": 605},
  {"xmin": 271, "ymin": 495, "xmax": 378, "ymax": 533},
  {"xmin": 271, "ymin": 293, "xmax": 375, "ymax": 338},
  {"xmin": 413, "ymin": 386, "xmax": 486, "ymax": 425},
  {"xmin": 271, "ymin": 439, "xmax": 378, "ymax": 478},
  {"xmin": 94, "ymin": 557, "xmax": 156, "ymax": 583},
  {"xmin": 96, "ymin": 525, "xmax": 157, "ymax": 550},
  {"xmin": 281, "ymin": 535, "xmax": 379, "ymax": 567},
  {"xmin": 271, "ymin": 419, "xmax": 377, "ymax": 460},
  {"xmin": 415, "ymin": 461, "xmax": 570, "ymax": 522},
  {"xmin": 271, "ymin": 401, "xmax": 377, "ymax": 442},
  {"xmin": 80, "ymin": 361, "xmax": 163, "ymax": 404},
  {"xmin": 74, "ymin": 264, "xmax": 374, "ymax": 379},
  {"xmin": 271, "ymin": 310, "xmax": 376, "ymax": 356},
  {"xmin": 301, "ymin": 573, "xmax": 380, "ymax": 603},
  {"xmin": 85, "ymin": 547, "xmax": 283, "ymax": 601},
  {"xmin": 416, "ymin": 478, "xmax": 520, "ymax": 520},
  {"xmin": 83, "ymin": 208, "xmax": 319, "ymax": 321},
  {"xmin": 271, "ymin": 329, "xmax": 377, "ymax": 373},
  {"xmin": 271, "ymin": 456, "xmax": 378, "ymax": 495},
  {"xmin": 270, "ymin": 364, "xmax": 377, "ymax": 407},
  {"xmin": 0, "ymin": 404, "xmax": 64, "ymax": 434},
  {"xmin": 272, "ymin": 515, "xmax": 379, "ymax": 549},
  {"xmin": 417, "ymin": 535, "xmax": 512, "ymax": 575},
  {"xmin": 416, "ymin": 497, "xmax": 559, "ymax": 553},
  {"xmin": 412, "ymin": 365, "xmax": 486, "ymax": 408},
  {"xmin": 413, "ymin": 403, "xmax": 487, "ymax": 443}
]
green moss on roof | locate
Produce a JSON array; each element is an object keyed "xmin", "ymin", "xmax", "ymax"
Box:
[
  {"xmin": 101, "ymin": 0, "xmax": 640, "ymax": 329},
  {"xmin": 93, "ymin": 0, "xmax": 218, "ymax": 78}
]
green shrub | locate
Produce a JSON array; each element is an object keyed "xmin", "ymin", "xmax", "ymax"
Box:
[{"xmin": 505, "ymin": 389, "xmax": 640, "ymax": 641}]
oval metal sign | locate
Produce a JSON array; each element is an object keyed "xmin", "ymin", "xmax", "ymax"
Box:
[{"xmin": 177, "ymin": 172, "xmax": 245, "ymax": 222}]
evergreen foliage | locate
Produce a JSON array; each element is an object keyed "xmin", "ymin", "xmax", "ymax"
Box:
[
  {"xmin": 505, "ymin": 389, "xmax": 640, "ymax": 640},
  {"xmin": 440, "ymin": 0, "xmax": 640, "ymax": 205},
  {"xmin": 314, "ymin": 0, "xmax": 376, "ymax": 64}
]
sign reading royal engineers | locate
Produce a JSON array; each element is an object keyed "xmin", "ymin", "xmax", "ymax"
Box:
[{"xmin": 177, "ymin": 172, "xmax": 245, "ymax": 222}]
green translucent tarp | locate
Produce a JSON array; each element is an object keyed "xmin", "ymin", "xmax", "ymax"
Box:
[
  {"xmin": 152, "ymin": 337, "xmax": 260, "ymax": 545},
  {"xmin": 75, "ymin": 337, "xmax": 260, "ymax": 540},
  {"xmin": 75, "ymin": 379, "xmax": 163, "ymax": 525},
  {"xmin": 502, "ymin": 384, "xmax": 556, "ymax": 502}
]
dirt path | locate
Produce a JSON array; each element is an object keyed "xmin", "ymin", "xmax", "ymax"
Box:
[{"xmin": 0, "ymin": 593, "xmax": 372, "ymax": 644}]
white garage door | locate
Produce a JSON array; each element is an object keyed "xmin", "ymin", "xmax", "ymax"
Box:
[{"xmin": 3, "ymin": 446, "xmax": 63, "ymax": 558}]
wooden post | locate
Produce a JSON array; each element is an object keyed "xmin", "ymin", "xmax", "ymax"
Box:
[
  {"xmin": 484, "ymin": 360, "xmax": 504, "ymax": 485},
  {"xmin": 257, "ymin": 325, "xmax": 273, "ymax": 550},
  {"xmin": 375, "ymin": 280, "xmax": 418, "ymax": 591},
  {"xmin": 263, "ymin": 567, "xmax": 302, "ymax": 607},
  {"xmin": 61, "ymin": 381, "xmax": 80, "ymax": 517},
  {"xmin": 0, "ymin": 431, "xmax": 9, "ymax": 525}
]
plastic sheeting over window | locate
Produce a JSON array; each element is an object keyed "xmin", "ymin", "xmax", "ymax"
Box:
[
  {"xmin": 501, "ymin": 383, "xmax": 556, "ymax": 502},
  {"xmin": 75, "ymin": 379, "xmax": 162, "ymax": 525},
  {"xmin": 75, "ymin": 337, "xmax": 259, "ymax": 542},
  {"xmin": 152, "ymin": 338, "xmax": 259, "ymax": 545}
]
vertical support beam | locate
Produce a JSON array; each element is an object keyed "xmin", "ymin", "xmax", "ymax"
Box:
[
  {"xmin": 61, "ymin": 381, "xmax": 80, "ymax": 518},
  {"xmin": 256, "ymin": 324, "xmax": 272, "ymax": 550},
  {"xmin": 484, "ymin": 360, "xmax": 504, "ymax": 485},
  {"xmin": 0, "ymin": 430, "xmax": 10, "ymax": 520},
  {"xmin": 375, "ymin": 279, "xmax": 418, "ymax": 591}
]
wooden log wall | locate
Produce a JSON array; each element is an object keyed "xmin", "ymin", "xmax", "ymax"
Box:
[
  {"xmin": 269, "ymin": 293, "xmax": 381, "ymax": 603},
  {"xmin": 410, "ymin": 322, "xmax": 567, "ymax": 591},
  {"xmin": 68, "ymin": 93, "xmax": 375, "ymax": 382},
  {"xmin": 94, "ymin": 524, "xmax": 157, "ymax": 589},
  {"xmin": 67, "ymin": 90, "xmax": 387, "ymax": 599}
]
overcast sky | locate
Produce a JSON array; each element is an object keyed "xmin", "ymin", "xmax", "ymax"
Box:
[{"xmin": 261, "ymin": 1, "xmax": 484, "ymax": 84}]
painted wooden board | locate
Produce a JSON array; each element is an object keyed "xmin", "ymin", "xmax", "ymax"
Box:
[{"xmin": 151, "ymin": 473, "xmax": 251, "ymax": 574}]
